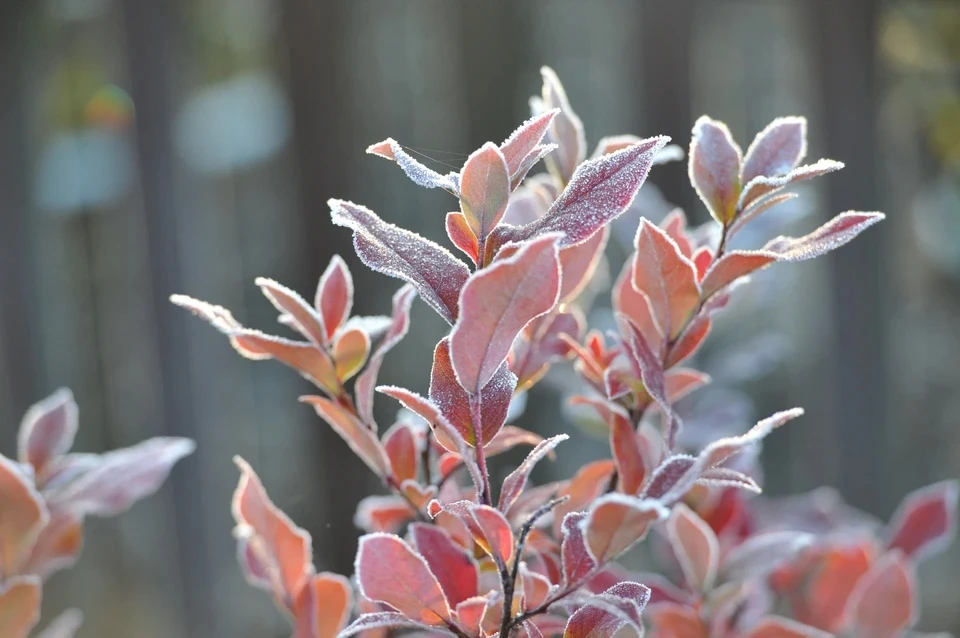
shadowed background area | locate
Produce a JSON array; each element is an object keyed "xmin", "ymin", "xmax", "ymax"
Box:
[{"xmin": 1, "ymin": 0, "xmax": 959, "ymax": 636}]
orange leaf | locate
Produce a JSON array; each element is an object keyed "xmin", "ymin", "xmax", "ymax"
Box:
[
  {"xmin": 844, "ymin": 551, "xmax": 916, "ymax": 637},
  {"xmin": 301, "ymin": 396, "xmax": 390, "ymax": 478},
  {"xmin": 667, "ymin": 504, "xmax": 719, "ymax": 592},
  {"xmin": 0, "ymin": 455, "xmax": 48, "ymax": 576},
  {"xmin": 583, "ymin": 494, "xmax": 668, "ymax": 563},
  {"xmin": 0, "ymin": 577, "xmax": 41, "ymax": 638},
  {"xmin": 294, "ymin": 572, "xmax": 353, "ymax": 638},
  {"xmin": 632, "ymin": 219, "xmax": 700, "ymax": 340},
  {"xmin": 333, "ymin": 328, "xmax": 370, "ymax": 381}
]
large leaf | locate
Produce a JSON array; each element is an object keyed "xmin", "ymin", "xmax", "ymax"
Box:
[
  {"xmin": 329, "ymin": 200, "xmax": 469, "ymax": 324},
  {"xmin": 450, "ymin": 234, "xmax": 562, "ymax": 394},
  {"xmin": 563, "ymin": 581, "xmax": 650, "ymax": 638},
  {"xmin": 688, "ymin": 116, "xmax": 742, "ymax": 223},
  {"xmin": 631, "ymin": 219, "xmax": 700, "ymax": 340}
]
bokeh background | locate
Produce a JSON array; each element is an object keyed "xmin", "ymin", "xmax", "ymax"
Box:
[{"xmin": 1, "ymin": 0, "xmax": 959, "ymax": 636}]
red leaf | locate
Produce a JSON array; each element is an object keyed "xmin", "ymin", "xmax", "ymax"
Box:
[
  {"xmin": 339, "ymin": 612, "xmax": 441, "ymax": 638},
  {"xmin": 764, "ymin": 212, "xmax": 885, "ymax": 262},
  {"xmin": 450, "ymin": 234, "xmax": 561, "ymax": 393},
  {"xmin": 50, "ymin": 437, "xmax": 193, "ymax": 518},
  {"xmin": 741, "ymin": 117, "xmax": 807, "ymax": 185},
  {"xmin": 563, "ymin": 581, "xmax": 650, "ymax": 638},
  {"xmin": 230, "ymin": 330, "xmax": 339, "ymax": 391},
  {"xmin": 609, "ymin": 410, "xmax": 646, "ymax": 496},
  {"xmin": 355, "ymin": 284, "xmax": 416, "ymax": 425},
  {"xmin": 667, "ymin": 504, "xmax": 719, "ymax": 592},
  {"xmin": 499, "ymin": 136, "xmax": 669, "ymax": 249},
  {"xmin": 688, "ymin": 116, "xmax": 742, "ymax": 224},
  {"xmin": 746, "ymin": 616, "xmax": 830, "ymax": 638},
  {"xmin": 333, "ymin": 328, "xmax": 370, "ymax": 381},
  {"xmin": 582, "ymin": 494, "xmax": 668, "ymax": 563},
  {"xmin": 554, "ymin": 461, "xmax": 616, "ymax": 538},
  {"xmin": 665, "ymin": 317, "xmax": 712, "ymax": 368},
  {"xmin": 301, "ymin": 396, "xmax": 391, "ymax": 477},
  {"xmin": 446, "ymin": 212, "xmax": 479, "ymax": 265},
  {"xmin": 538, "ymin": 66, "xmax": 586, "ymax": 183},
  {"xmin": 484, "ymin": 426, "xmax": 546, "ymax": 457},
  {"xmin": 0, "ymin": 576, "xmax": 42, "ymax": 638},
  {"xmin": 613, "ymin": 260, "xmax": 664, "ymax": 355},
  {"xmin": 460, "ymin": 143, "xmax": 510, "ymax": 247},
  {"xmin": 329, "ymin": 199, "xmax": 469, "ymax": 324},
  {"xmin": 844, "ymin": 551, "xmax": 916, "ymax": 637},
  {"xmin": 354, "ymin": 496, "xmax": 415, "ymax": 534},
  {"xmin": 560, "ymin": 512, "xmax": 597, "ymax": 588},
  {"xmin": 632, "ymin": 219, "xmax": 701, "ymax": 340},
  {"xmin": 355, "ymin": 533, "xmax": 452, "ymax": 625},
  {"xmin": 17, "ymin": 388, "xmax": 78, "ymax": 481},
  {"xmin": 660, "ymin": 208, "xmax": 695, "ymax": 258},
  {"xmin": 410, "ymin": 523, "xmax": 479, "ymax": 608},
  {"xmin": 799, "ymin": 543, "xmax": 875, "ymax": 632},
  {"xmin": 316, "ymin": 256, "xmax": 354, "ymax": 340},
  {"xmin": 382, "ymin": 423, "xmax": 420, "ymax": 484},
  {"xmin": 498, "ymin": 435, "xmax": 569, "ymax": 512},
  {"xmin": 435, "ymin": 501, "xmax": 514, "ymax": 567},
  {"xmin": 722, "ymin": 531, "xmax": 813, "ymax": 581},
  {"xmin": 520, "ymin": 563, "xmax": 552, "ymax": 610},
  {"xmin": 232, "ymin": 457, "xmax": 313, "ymax": 608},
  {"xmin": 293, "ymin": 572, "xmax": 353, "ymax": 638},
  {"xmin": 558, "ymin": 227, "xmax": 609, "ymax": 302},
  {"xmin": 738, "ymin": 159, "xmax": 843, "ymax": 210},
  {"xmin": 501, "ymin": 109, "xmax": 560, "ymax": 179},
  {"xmin": 692, "ymin": 247, "xmax": 712, "ymax": 281},
  {"xmin": 885, "ymin": 480, "xmax": 958, "ymax": 561},
  {"xmin": 665, "ymin": 369, "xmax": 711, "ymax": 404},
  {"xmin": 699, "ymin": 250, "xmax": 778, "ymax": 300},
  {"xmin": 454, "ymin": 596, "xmax": 490, "ymax": 635},
  {"xmin": 366, "ymin": 138, "xmax": 458, "ymax": 192},
  {"xmin": 430, "ymin": 338, "xmax": 515, "ymax": 446},
  {"xmin": 645, "ymin": 602, "xmax": 706, "ymax": 638}
]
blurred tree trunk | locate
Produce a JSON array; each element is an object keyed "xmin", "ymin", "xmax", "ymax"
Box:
[{"xmin": 809, "ymin": 0, "xmax": 891, "ymax": 515}]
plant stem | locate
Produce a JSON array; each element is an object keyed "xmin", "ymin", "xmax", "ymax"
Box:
[{"xmin": 470, "ymin": 394, "xmax": 492, "ymax": 505}]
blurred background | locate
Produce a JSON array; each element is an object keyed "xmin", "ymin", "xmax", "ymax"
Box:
[{"xmin": 1, "ymin": 0, "xmax": 959, "ymax": 636}]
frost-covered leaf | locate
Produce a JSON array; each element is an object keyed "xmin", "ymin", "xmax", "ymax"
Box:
[
  {"xmin": 450, "ymin": 234, "xmax": 561, "ymax": 394},
  {"xmin": 554, "ymin": 461, "xmax": 616, "ymax": 538},
  {"xmin": 484, "ymin": 426, "xmax": 546, "ymax": 457},
  {"xmin": 367, "ymin": 138, "xmax": 458, "ymax": 192},
  {"xmin": 410, "ymin": 523, "xmax": 479, "ymax": 608},
  {"xmin": 355, "ymin": 285, "xmax": 417, "ymax": 426},
  {"xmin": 696, "ymin": 467, "xmax": 760, "ymax": 493},
  {"xmin": 329, "ymin": 200, "xmax": 469, "ymax": 324},
  {"xmin": 699, "ymin": 250, "xmax": 778, "ymax": 300},
  {"xmin": 738, "ymin": 159, "xmax": 843, "ymax": 210},
  {"xmin": 381, "ymin": 423, "xmax": 419, "ymax": 484},
  {"xmin": 563, "ymin": 581, "xmax": 650, "ymax": 638},
  {"xmin": 885, "ymin": 480, "xmax": 958, "ymax": 562},
  {"xmin": 667, "ymin": 504, "xmax": 719, "ymax": 592},
  {"xmin": 354, "ymin": 495, "xmax": 414, "ymax": 534},
  {"xmin": 582, "ymin": 494, "xmax": 669, "ymax": 564},
  {"xmin": 339, "ymin": 612, "xmax": 450, "ymax": 638},
  {"xmin": 316, "ymin": 255, "xmax": 354, "ymax": 341},
  {"xmin": 257, "ymin": 277, "xmax": 328, "ymax": 347},
  {"xmin": 561, "ymin": 512, "xmax": 597, "ymax": 588},
  {"xmin": 230, "ymin": 330, "xmax": 339, "ymax": 391},
  {"xmin": 499, "ymin": 435, "xmax": 569, "ymax": 512},
  {"xmin": 538, "ymin": 66, "xmax": 586, "ymax": 183},
  {"xmin": 632, "ymin": 219, "xmax": 700, "ymax": 340},
  {"xmin": 689, "ymin": 116, "xmax": 742, "ymax": 224},
  {"xmin": 763, "ymin": 212, "xmax": 885, "ymax": 262},
  {"xmin": 610, "ymin": 411, "xmax": 646, "ymax": 496},
  {"xmin": 741, "ymin": 117, "xmax": 807, "ymax": 185},
  {"xmin": 301, "ymin": 396, "xmax": 390, "ymax": 478},
  {"xmin": 0, "ymin": 576, "xmax": 41, "ymax": 638},
  {"xmin": 460, "ymin": 143, "xmax": 510, "ymax": 247},
  {"xmin": 18, "ymin": 388, "xmax": 78, "ymax": 481},
  {"xmin": 432, "ymin": 501, "xmax": 514, "ymax": 567},
  {"xmin": 293, "ymin": 572, "xmax": 352, "ymax": 638},
  {"xmin": 500, "ymin": 109, "xmax": 560, "ymax": 182},
  {"xmin": 613, "ymin": 260, "xmax": 664, "ymax": 354}
]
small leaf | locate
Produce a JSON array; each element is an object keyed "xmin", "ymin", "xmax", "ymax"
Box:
[
  {"xmin": 484, "ymin": 426, "xmax": 546, "ymax": 457},
  {"xmin": 729, "ymin": 192, "xmax": 799, "ymax": 236},
  {"xmin": 665, "ymin": 316, "xmax": 712, "ymax": 368},
  {"xmin": 19, "ymin": 508, "xmax": 83, "ymax": 579},
  {"xmin": 699, "ymin": 250, "xmax": 778, "ymax": 300},
  {"xmin": 232, "ymin": 457, "xmax": 313, "ymax": 608},
  {"xmin": 667, "ymin": 504, "xmax": 720, "ymax": 592},
  {"xmin": 764, "ymin": 212, "xmax": 885, "ymax": 262},
  {"xmin": 498, "ymin": 435, "xmax": 569, "ymax": 512},
  {"xmin": 632, "ymin": 219, "xmax": 701, "ymax": 340},
  {"xmin": 257, "ymin": 277, "xmax": 327, "ymax": 347},
  {"xmin": 333, "ymin": 328, "xmax": 370, "ymax": 381},
  {"xmin": 301, "ymin": 396, "xmax": 391, "ymax": 478},
  {"xmin": 366, "ymin": 138, "xmax": 458, "ymax": 192},
  {"xmin": 738, "ymin": 159, "xmax": 843, "ymax": 210},
  {"xmin": 316, "ymin": 255, "xmax": 354, "ymax": 340},
  {"xmin": 339, "ymin": 612, "xmax": 448, "ymax": 638},
  {"xmin": 500, "ymin": 109, "xmax": 560, "ymax": 180},
  {"xmin": 450, "ymin": 234, "xmax": 562, "ymax": 393},
  {"xmin": 885, "ymin": 480, "xmax": 958, "ymax": 562},
  {"xmin": 660, "ymin": 208, "xmax": 695, "ymax": 258},
  {"xmin": 381, "ymin": 423, "xmax": 420, "ymax": 484},
  {"xmin": 460, "ymin": 143, "xmax": 511, "ymax": 245},
  {"xmin": 293, "ymin": 572, "xmax": 352, "ymax": 638},
  {"xmin": 665, "ymin": 369, "xmax": 711, "ymax": 404},
  {"xmin": 230, "ymin": 330, "xmax": 339, "ymax": 391},
  {"xmin": 17, "ymin": 388, "xmax": 78, "ymax": 481},
  {"xmin": 329, "ymin": 200, "xmax": 469, "ymax": 324},
  {"xmin": 354, "ymin": 495, "xmax": 415, "ymax": 534},
  {"xmin": 741, "ymin": 116, "xmax": 807, "ymax": 185},
  {"xmin": 696, "ymin": 467, "xmax": 761, "ymax": 493},
  {"xmin": 560, "ymin": 512, "xmax": 597, "ymax": 588},
  {"xmin": 435, "ymin": 501, "xmax": 514, "ymax": 567},
  {"xmin": 446, "ymin": 212, "xmax": 479, "ymax": 264},
  {"xmin": 410, "ymin": 523, "xmax": 479, "ymax": 608},
  {"xmin": 582, "ymin": 494, "xmax": 669, "ymax": 564},
  {"xmin": 689, "ymin": 115, "xmax": 742, "ymax": 223},
  {"xmin": 355, "ymin": 284, "xmax": 417, "ymax": 426},
  {"xmin": 355, "ymin": 533, "xmax": 452, "ymax": 625},
  {"xmin": 844, "ymin": 551, "xmax": 917, "ymax": 637},
  {"xmin": 0, "ymin": 577, "xmax": 41, "ymax": 638},
  {"xmin": 520, "ymin": 563, "xmax": 552, "ymax": 610},
  {"xmin": 563, "ymin": 581, "xmax": 650, "ymax": 638}
]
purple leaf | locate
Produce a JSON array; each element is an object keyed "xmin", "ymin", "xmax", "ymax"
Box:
[
  {"xmin": 741, "ymin": 117, "xmax": 807, "ymax": 185},
  {"xmin": 689, "ymin": 116, "xmax": 742, "ymax": 224},
  {"xmin": 763, "ymin": 212, "xmax": 885, "ymax": 261},
  {"xmin": 17, "ymin": 388, "xmax": 78, "ymax": 480}
]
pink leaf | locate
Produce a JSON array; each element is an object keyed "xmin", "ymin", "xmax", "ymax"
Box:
[
  {"xmin": 50, "ymin": 437, "xmax": 193, "ymax": 518},
  {"xmin": 498, "ymin": 435, "xmax": 569, "ymax": 512},
  {"xmin": 354, "ymin": 496, "xmax": 415, "ymax": 534},
  {"xmin": 446, "ymin": 212, "xmax": 479, "ymax": 265},
  {"xmin": 339, "ymin": 612, "xmax": 446, "ymax": 638},
  {"xmin": 700, "ymin": 250, "xmax": 778, "ymax": 300},
  {"xmin": 660, "ymin": 208, "xmax": 695, "ymax": 259},
  {"xmin": 563, "ymin": 581, "xmax": 650, "ymax": 638},
  {"xmin": 665, "ymin": 369, "xmax": 711, "ymax": 404},
  {"xmin": 366, "ymin": 138, "xmax": 458, "ymax": 192},
  {"xmin": 256, "ymin": 277, "xmax": 327, "ymax": 348},
  {"xmin": 232, "ymin": 457, "xmax": 313, "ymax": 608},
  {"xmin": 500, "ymin": 109, "xmax": 560, "ymax": 182},
  {"xmin": 722, "ymin": 531, "xmax": 814, "ymax": 581},
  {"xmin": 581, "ymin": 494, "xmax": 669, "ymax": 564},
  {"xmin": 333, "ymin": 327, "xmax": 370, "ymax": 381},
  {"xmin": 430, "ymin": 338, "xmax": 515, "ymax": 446},
  {"xmin": 355, "ymin": 533, "xmax": 452, "ymax": 625},
  {"xmin": 293, "ymin": 572, "xmax": 353, "ymax": 638},
  {"xmin": 316, "ymin": 255, "xmax": 354, "ymax": 341},
  {"xmin": 435, "ymin": 501, "xmax": 514, "ymax": 567},
  {"xmin": 230, "ymin": 330, "xmax": 339, "ymax": 392},
  {"xmin": 741, "ymin": 117, "xmax": 807, "ymax": 185},
  {"xmin": 17, "ymin": 388, "xmax": 78, "ymax": 481},
  {"xmin": 696, "ymin": 467, "xmax": 760, "ymax": 493},
  {"xmin": 329, "ymin": 199, "xmax": 469, "ymax": 324},
  {"xmin": 484, "ymin": 426, "xmax": 546, "ymax": 457},
  {"xmin": 410, "ymin": 523, "xmax": 479, "ymax": 608},
  {"xmin": 632, "ymin": 219, "xmax": 701, "ymax": 340},
  {"xmin": 382, "ymin": 423, "xmax": 420, "ymax": 484},
  {"xmin": 450, "ymin": 234, "xmax": 562, "ymax": 394},
  {"xmin": 885, "ymin": 480, "xmax": 958, "ymax": 562},
  {"xmin": 688, "ymin": 115, "xmax": 742, "ymax": 224},
  {"xmin": 667, "ymin": 504, "xmax": 720, "ymax": 592},
  {"xmin": 0, "ymin": 576, "xmax": 42, "ymax": 638},
  {"xmin": 738, "ymin": 159, "xmax": 843, "ymax": 210},
  {"xmin": 538, "ymin": 66, "xmax": 586, "ymax": 183},
  {"xmin": 460, "ymin": 143, "xmax": 510, "ymax": 246},
  {"xmin": 613, "ymin": 259, "xmax": 664, "ymax": 354},
  {"xmin": 520, "ymin": 563, "xmax": 553, "ymax": 610},
  {"xmin": 763, "ymin": 212, "xmax": 885, "ymax": 262},
  {"xmin": 609, "ymin": 412, "xmax": 646, "ymax": 496},
  {"xmin": 355, "ymin": 284, "xmax": 417, "ymax": 426},
  {"xmin": 510, "ymin": 144, "xmax": 558, "ymax": 191},
  {"xmin": 561, "ymin": 512, "xmax": 597, "ymax": 588},
  {"xmin": 558, "ymin": 227, "xmax": 609, "ymax": 303},
  {"xmin": 301, "ymin": 396, "xmax": 391, "ymax": 477},
  {"xmin": 844, "ymin": 551, "xmax": 917, "ymax": 636}
]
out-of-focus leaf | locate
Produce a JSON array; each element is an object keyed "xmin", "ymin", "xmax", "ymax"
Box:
[
  {"xmin": 450, "ymin": 234, "xmax": 561, "ymax": 394},
  {"xmin": 333, "ymin": 328, "xmax": 370, "ymax": 381},
  {"xmin": 431, "ymin": 500, "xmax": 514, "ymax": 567},
  {"xmin": 722, "ymin": 531, "xmax": 814, "ymax": 582},
  {"xmin": 460, "ymin": 143, "xmax": 510, "ymax": 249},
  {"xmin": 745, "ymin": 616, "xmax": 830, "ymax": 638},
  {"xmin": 667, "ymin": 504, "xmax": 719, "ymax": 592},
  {"xmin": 339, "ymin": 612, "xmax": 449, "ymax": 638},
  {"xmin": 538, "ymin": 67, "xmax": 586, "ymax": 183},
  {"xmin": 632, "ymin": 219, "xmax": 700, "ymax": 340},
  {"xmin": 301, "ymin": 396, "xmax": 390, "ymax": 478},
  {"xmin": 763, "ymin": 212, "xmax": 885, "ymax": 262},
  {"xmin": 232, "ymin": 457, "xmax": 312, "ymax": 608},
  {"xmin": 689, "ymin": 116, "xmax": 742, "ymax": 224},
  {"xmin": 256, "ymin": 277, "xmax": 327, "ymax": 348},
  {"xmin": 293, "ymin": 572, "xmax": 352, "ymax": 638},
  {"xmin": 355, "ymin": 533, "xmax": 452, "ymax": 625},
  {"xmin": 741, "ymin": 117, "xmax": 807, "ymax": 186},
  {"xmin": 699, "ymin": 250, "xmax": 778, "ymax": 301},
  {"xmin": 692, "ymin": 246, "xmax": 713, "ymax": 281},
  {"xmin": 844, "ymin": 551, "xmax": 916, "ymax": 637},
  {"xmin": 20, "ymin": 508, "xmax": 83, "ymax": 579},
  {"xmin": 665, "ymin": 369, "xmax": 711, "ymax": 404},
  {"xmin": 381, "ymin": 423, "xmax": 420, "ymax": 484},
  {"xmin": 645, "ymin": 601, "xmax": 706, "ymax": 637},
  {"xmin": 355, "ymin": 284, "xmax": 416, "ymax": 426},
  {"xmin": 665, "ymin": 316, "xmax": 712, "ymax": 368},
  {"xmin": 17, "ymin": 388, "xmax": 78, "ymax": 481},
  {"xmin": 366, "ymin": 138, "xmax": 458, "ymax": 192},
  {"xmin": 558, "ymin": 227, "xmax": 609, "ymax": 303},
  {"xmin": 0, "ymin": 576, "xmax": 41, "ymax": 638},
  {"xmin": 884, "ymin": 480, "xmax": 958, "ymax": 562},
  {"xmin": 354, "ymin": 496, "xmax": 414, "ymax": 534},
  {"xmin": 316, "ymin": 255, "xmax": 354, "ymax": 341},
  {"xmin": 329, "ymin": 200, "xmax": 469, "ymax": 324},
  {"xmin": 696, "ymin": 467, "xmax": 760, "ymax": 494},
  {"xmin": 410, "ymin": 523, "xmax": 479, "ymax": 608},
  {"xmin": 446, "ymin": 212, "xmax": 479, "ymax": 265},
  {"xmin": 561, "ymin": 512, "xmax": 597, "ymax": 588},
  {"xmin": 498, "ymin": 435, "xmax": 568, "ymax": 512},
  {"xmin": 581, "ymin": 494, "xmax": 669, "ymax": 564},
  {"xmin": 554, "ymin": 461, "xmax": 616, "ymax": 538}
]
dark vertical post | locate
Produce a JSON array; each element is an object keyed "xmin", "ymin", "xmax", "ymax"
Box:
[
  {"xmin": 120, "ymin": 0, "xmax": 201, "ymax": 633},
  {"xmin": 809, "ymin": 0, "xmax": 889, "ymax": 515}
]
